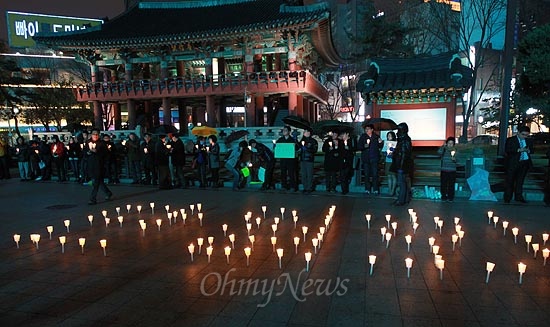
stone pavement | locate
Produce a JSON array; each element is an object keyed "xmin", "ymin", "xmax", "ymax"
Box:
[{"xmin": 0, "ymin": 178, "xmax": 549, "ymax": 327}]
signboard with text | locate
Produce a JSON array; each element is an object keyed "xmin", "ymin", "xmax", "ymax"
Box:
[{"xmin": 6, "ymin": 11, "xmax": 103, "ymax": 48}]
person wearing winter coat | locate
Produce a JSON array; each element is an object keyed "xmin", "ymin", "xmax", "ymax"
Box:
[{"xmin": 15, "ymin": 136, "xmax": 30, "ymax": 181}]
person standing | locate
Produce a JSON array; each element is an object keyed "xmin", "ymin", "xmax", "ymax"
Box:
[
  {"xmin": 357, "ymin": 123, "xmax": 384, "ymax": 195},
  {"xmin": 382, "ymin": 131, "xmax": 397, "ymax": 196},
  {"xmin": 504, "ymin": 126, "xmax": 534, "ymax": 204},
  {"xmin": 141, "ymin": 133, "xmax": 157, "ymax": 186},
  {"xmin": 207, "ymin": 135, "xmax": 220, "ymax": 188},
  {"xmin": 155, "ymin": 134, "xmax": 172, "ymax": 190},
  {"xmin": 67, "ymin": 137, "xmax": 81, "ymax": 182},
  {"xmin": 126, "ymin": 132, "xmax": 142, "ymax": 184},
  {"xmin": 171, "ymin": 134, "xmax": 187, "ymax": 188},
  {"xmin": 298, "ymin": 128, "xmax": 318, "ymax": 194},
  {"xmin": 224, "ymin": 140, "xmax": 243, "ymax": 191},
  {"xmin": 390, "ymin": 123, "xmax": 413, "ymax": 206},
  {"xmin": 86, "ymin": 128, "xmax": 113, "ymax": 205},
  {"xmin": 438, "ymin": 136, "xmax": 458, "ymax": 202},
  {"xmin": 339, "ymin": 131, "xmax": 356, "ymax": 195},
  {"xmin": 249, "ymin": 139, "xmax": 275, "ymax": 191},
  {"xmin": 276, "ymin": 125, "xmax": 299, "ymax": 192},
  {"xmin": 15, "ymin": 136, "xmax": 30, "ymax": 181},
  {"xmin": 322, "ymin": 132, "xmax": 340, "ymax": 193}
]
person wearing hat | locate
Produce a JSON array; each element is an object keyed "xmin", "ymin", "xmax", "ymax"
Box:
[
  {"xmin": 390, "ymin": 122, "xmax": 413, "ymax": 206},
  {"xmin": 298, "ymin": 128, "xmax": 318, "ymax": 194}
]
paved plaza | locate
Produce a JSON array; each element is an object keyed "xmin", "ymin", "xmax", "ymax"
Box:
[{"xmin": 1, "ymin": 178, "xmax": 549, "ymax": 327}]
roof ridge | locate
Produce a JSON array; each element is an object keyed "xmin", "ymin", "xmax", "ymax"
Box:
[{"xmin": 139, "ymin": 0, "xmax": 255, "ymax": 9}]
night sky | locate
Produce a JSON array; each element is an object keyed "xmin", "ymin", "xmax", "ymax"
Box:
[{"xmin": 1, "ymin": 0, "xmax": 126, "ymax": 47}]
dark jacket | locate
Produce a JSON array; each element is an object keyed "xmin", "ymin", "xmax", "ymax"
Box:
[
  {"xmin": 390, "ymin": 134, "xmax": 413, "ymax": 174},
  {"xmin": 171, "ymin": 138, "xmax": 186, "ymax": 166},
  {"xmin": 504, "ymin": 135, "xmax": 534, "ymax": 170},
  {"xmin": 299, "ymin": 136, "xmax": 318, "ymax": 162},
  {"xmin": 207, "ymin": 142, "xmax": 220, "ymax": 169},
  {"xmin": 357, "ymin": 133, "xmax": 383, "ymax": 162},
  {"xmin": 322, "ymin": 137, "xmax": 341, "ymax": 171},
  {"xmin": 86, "ymin": 140, "xmax": 108, "ymax": 179},
  {"xmin": 154, "ymin": 140, "xmax": 171, "ymax": 166}
]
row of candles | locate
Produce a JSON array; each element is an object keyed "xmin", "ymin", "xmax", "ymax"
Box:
[
  {"xmin": 364, "ymin": 208, "xmax": 548, "ymax": 284},
  {"xmin": 13, "ymin": 203, "xmax": 336, "ymax": 272}
]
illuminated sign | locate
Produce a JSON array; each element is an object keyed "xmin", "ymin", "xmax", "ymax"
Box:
[
  {"xmin": 423, "ymin": 0, "xmax": 461, "ymax": 12},
  {"xmin": 340, "ymin": 106, "xmax": 355, "ymax": 113},
  {"xmin": 6, "ymin": 11, "xmax": 103, "ymax": 48}
]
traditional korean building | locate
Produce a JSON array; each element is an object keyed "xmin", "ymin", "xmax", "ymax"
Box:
[
  {"xmin": 33, "ymin": 0, "xmax": 342, "ymax": 131},
  {"xmin": 357, "ymin": 52, "xmax": 473, "ymax": 146}
]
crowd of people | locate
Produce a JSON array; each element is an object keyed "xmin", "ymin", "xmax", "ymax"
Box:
[{"xmin": 1, "ymin": 123, "xmax": 548, "ymax": 206}]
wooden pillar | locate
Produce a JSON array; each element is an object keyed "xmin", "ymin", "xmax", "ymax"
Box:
[
  {"xmin": 93, "ymin": 101, "xmax": 102, "ymax": 129},
  {"xmin": 113, "ymin": 103, "xmax": 122, "ymax": 130},
  {"xmin": 266, "ymin": 54, "xmax": 273, "ymax": 72},
  {"xmin": 288, "ymin": 93, "xmax": 298, "ymax": 116},
  {"xmin": 162, "ymin": 98, "xmax": 171, "ymax": 125},
  {"xmin": 255, "ymin": 96, "xmax": 265, "ymax": 126},
  {"xmin": 206, "ymin": 95, "xmax": 216, "ymax": 127},
  {"xmin": 274, "ymin": 53, "xmax": 282, "ymax": 71},
  {"xmin": 127, "ymin": 100, "xmax": 136, "ymax": 129},
  {"xmin": 125, "ymin": 63, "xmax": 136, "ymax": 129}
]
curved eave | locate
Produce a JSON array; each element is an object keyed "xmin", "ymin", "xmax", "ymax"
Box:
[
  {"xmin": 310, "ymin": 17, "xmax": 346, "ymax": 67},
  {"xmin": 35, "ymin": 15, "xmax": 325, "ymax": 52}
]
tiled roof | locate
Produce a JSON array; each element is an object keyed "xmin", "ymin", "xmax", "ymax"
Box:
[
  {"xmin": 356, "ymin": 53, "xmax": 473, "ymax": 93},
  {"xmin": 34, "ymin": 0, "xmax": 329, "ymax": 50}
]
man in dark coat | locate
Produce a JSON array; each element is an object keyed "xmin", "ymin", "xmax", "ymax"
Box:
[
  {"xmin": 141, "ymin": 133, "xmax": 157, "ymax": 185},
  {"xmin": 155, "ymin": 134, "xmax": 172, "ymax": 189},
  {"xmin": 322, "ymin": 132, "xmax": 341, "ymax": 193},
  {"xmin": 390, "ymin": 122, "xmax": 413, "ymax": 206},
  {"xmin": 86, "ymin": 128, "xmax": 113, "ymax": 205},
  {"xmin": 357, "ymin": 123, "xmax": 384, "ymax": 195},
  {"xmin": 504, "ymin": 125, "xmax": 534, "ymax": 204},
  {"xmin": 170, "ymin": 134, "xmax": 187, "ymax": 188},
  {"xmin": 276, "ymin": 125, "xmax": 299, "ymax": 192}
]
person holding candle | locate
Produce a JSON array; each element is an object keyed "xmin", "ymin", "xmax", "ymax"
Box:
[
  {"xmin": 503, "ymin": 126, "xmax": 533, "ymax": 204},
  {"xmin": 155, "ymin": 134, "xmax": 172, "ymax": 190},
  {"xmin": 206, "ymin": 135, "xmax": 220, "ymax": 188},
  {"xmin": 193, "ymin": 136, "xmax": 209, "ymax": 188},
  {"xmin": 276, "ymin": 125, "xmax": 299, "ymax": 192},
  {"xmin": 390, "ymin": 123, "xmax": 413, "ymax": 206},
  {"xmin": 67, "ymin": 136, "xmax": 82, "ymax": 182},
  {"xmin": 140, "ymin": 133, "xmax": 157, "ymax": 186},
  {"xmin": 322, "ymin": 132, "xmax": 340, "ymax": 193},
  {"xmin": 126, "ymin": 132, "xmax": 142, "ymax": 185},
  {"xmin": 50, "ymin": 135, "xmax": 67, "ymax": 182},
  {"xmin": 339, "ymin": 131, "xmax": 356, "ymax": 195},
  {"xmin": 102, "ymin": 134, "xmax": 120, "ymax": 185},
  {"xmin": 86, "ymin": 128, "xmax": 113, "ymax": 205},
  {"xmin": 298, "ymin": 128, "xmax": 318, "ymax": 194},
  {"xmin": 357, "ymin": 123, "xmax": 384, "ymax": 195},
  {"xmin": 382, "ymin": 131, "xmax": 397, "ymax": 196},
  {"xmin": 438, "ymin": 136, "xmax": 458, "ymax": 202},
  {"xmin": 14, "ymin": 136, "xmax": 30, "ymax": 181},
  {"xmin": 171, "ymin": 133, "xmax": 188, "ymax": 189}
]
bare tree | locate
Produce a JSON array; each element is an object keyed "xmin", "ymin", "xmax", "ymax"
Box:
[{"xmin": 427, "ymin": 0, "xmax": 507, "ymax": 142}]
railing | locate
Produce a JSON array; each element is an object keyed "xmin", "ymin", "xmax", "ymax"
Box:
[{"xmin": 75, "ymin": 70, "xmax": 329, "ymax": 102}]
